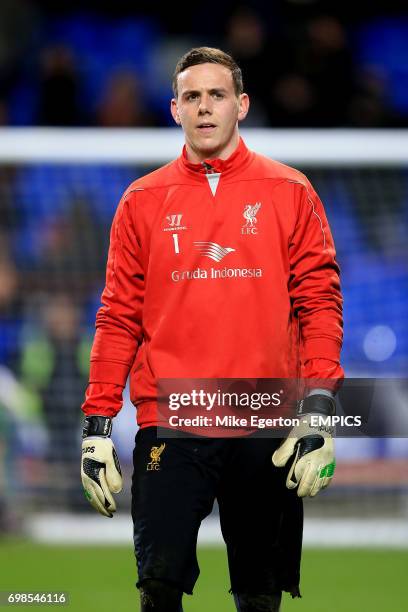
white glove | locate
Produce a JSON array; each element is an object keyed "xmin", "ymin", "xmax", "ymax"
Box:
[
  {"xmin": 81, "ymin": 416, "xmax": 122, "ymax": 518},
  {"xmin": 272, "ymin": 395, "xmax": 336, "ymax": 497}
]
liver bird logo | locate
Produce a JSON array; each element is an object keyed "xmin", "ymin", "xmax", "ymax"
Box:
[
  {"xmin": 150, "ymin": 443, "xmax": 166, "ymax": 462},
  {"xmin": 243, "ymin": 203, "xmax": 261, "ymax": 227},
  {"xmin": 147, "ymin": 443, "xmax": 166, "ymax": 471}
]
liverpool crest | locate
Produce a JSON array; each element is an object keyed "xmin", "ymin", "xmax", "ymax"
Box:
[
  {"xmin": 242, "ymin": 203, "xmax": 261, "ymax": 234},
  {"xmin": 147, "ymin": 443, "xmax": 166, "ymax": 471}
]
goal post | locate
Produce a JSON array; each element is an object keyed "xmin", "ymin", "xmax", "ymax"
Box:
[{"xmin": 0, "ymin": 127, "xmax": 407, "ymax": 165}]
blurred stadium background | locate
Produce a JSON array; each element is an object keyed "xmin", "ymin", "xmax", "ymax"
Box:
[{"xmin": 0, "ymin": 1, "xmax": 407, "ymax": 610}]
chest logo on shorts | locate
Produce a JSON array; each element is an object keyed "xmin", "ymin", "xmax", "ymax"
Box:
[
  {"xmin": 147, "ymin": 443, "xmax": 166, "ymax": 471},
  {"xmin": 242, "ymin": 202, "xmax": 261, "ymax": 235}
]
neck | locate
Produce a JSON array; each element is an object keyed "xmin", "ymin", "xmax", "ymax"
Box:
[{"xmin": 185, "ymin": 129, "xmax": 240, "ymax": 163}]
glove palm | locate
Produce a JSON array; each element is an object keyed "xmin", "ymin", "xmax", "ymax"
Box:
[
  {"xmin": 272, "ymin": 395, "xmax": 336, "ymax": 497},
  {"xmin": 81, "ymin": 436, "xmax": 122, "ymax": 517}
]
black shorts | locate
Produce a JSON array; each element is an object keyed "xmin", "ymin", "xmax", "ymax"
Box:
[{"xmin": 131, "ymin": 427, "xmax": 303, "ymax": 596}]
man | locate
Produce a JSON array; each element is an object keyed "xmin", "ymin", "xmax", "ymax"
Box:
[{"xmin": 81, "ymin": 47, "xmax": 343, "ymax": 611}]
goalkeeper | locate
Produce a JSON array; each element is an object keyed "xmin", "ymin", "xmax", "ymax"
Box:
[{"xmin": 81, "ymin": 47, "xmax": 343, "ymax": 611}]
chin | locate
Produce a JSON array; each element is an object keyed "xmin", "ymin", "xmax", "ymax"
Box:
[{"xmin": 196, "ymin": 139, "xmax": 221, "ymax": 154}]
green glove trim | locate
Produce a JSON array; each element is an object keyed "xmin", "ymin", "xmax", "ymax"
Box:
[{"xmin": 319, "ymin": 460, "xmax": 336, "ymax": 479}]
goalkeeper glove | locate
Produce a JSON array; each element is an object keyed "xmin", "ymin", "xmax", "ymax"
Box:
[
  {"xmin": 272, "ymin": 394, "xmax": 336, "ymax": 497},
  {"xmin": 81, "ymin": 415, "xmax": 122, "ymax": 517}
]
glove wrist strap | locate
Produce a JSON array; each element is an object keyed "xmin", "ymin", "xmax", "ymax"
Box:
[
  {"xmin": 297, "ymin": 394, "xmax": 336, "ymax": 417},
  {"xmin": 82, "ymin": 416, "xmax": 112, "ymax": 439}
]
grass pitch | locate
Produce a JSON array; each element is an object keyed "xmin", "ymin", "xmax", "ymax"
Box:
[{"xmin": 0, "ymin": 540, "xmax": 407, "ymax": 611}]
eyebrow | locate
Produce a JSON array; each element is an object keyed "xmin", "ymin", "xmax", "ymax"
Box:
[{"xmin": 181, "ymin": 87, "xmax": 228, "ymax": 98}]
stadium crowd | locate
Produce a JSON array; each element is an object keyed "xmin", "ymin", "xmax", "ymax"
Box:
[{"xmin": 0, "ymin": 1, "xmax": 408, "ymax": 128}]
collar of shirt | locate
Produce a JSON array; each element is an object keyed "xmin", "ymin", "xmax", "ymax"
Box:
[{"xmin": 178, "ymin": 136, "xmax": 253, "ymax": 181}]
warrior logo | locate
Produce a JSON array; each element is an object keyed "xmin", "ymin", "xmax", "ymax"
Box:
[
  {"xmin": 163, "ymin": 214, "xmax": 187, "ymax": 232},
  {"xmin": 194, "ymin": 241, "xmax": 235, "ymax": 262},
  {"xmin": 242, "ymin": 203, "xmax": 261, "ymax": 234},
  {"xmin": 147, "ymin": 443, "xmax": 166, "ymax": 471},
  {"xmin": 167, "ymin": 214, "xmax": 183, "ymax": 227}
]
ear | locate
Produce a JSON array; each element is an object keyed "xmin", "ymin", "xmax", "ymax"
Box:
[
  {"xmin": 237, "ymin": 93, "xmax": 250, "ymax": 122},
  {"xmin": 171, "ymin": 98, "xmax": 181, "ymax": 125}
]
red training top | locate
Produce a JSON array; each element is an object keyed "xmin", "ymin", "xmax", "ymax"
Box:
[{"xmin": 82, "ymin": 137, "xmax": 344, "ymax": 427}]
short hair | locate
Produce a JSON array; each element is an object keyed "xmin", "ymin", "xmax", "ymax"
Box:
[{"xmin": 172, "ymin": 47, "xmax": 243, "ymax": 98}]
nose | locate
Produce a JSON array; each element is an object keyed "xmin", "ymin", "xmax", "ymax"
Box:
[{"xmin": 198, "ymin": 93, "xmax": 212, "ymax": 115}]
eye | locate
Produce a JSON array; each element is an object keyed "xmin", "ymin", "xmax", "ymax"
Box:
[
  {"xmin": 213, "ymin": 92, "xmax": 224, "ymax": 99},
  {"xmin": 186, "ymin": 93, "xmax": 198, "ymax": 101}
]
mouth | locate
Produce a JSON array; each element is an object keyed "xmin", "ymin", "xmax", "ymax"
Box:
[{"xmin": 197, "ymin": 123, "xmax": 217, "ymax": 133}]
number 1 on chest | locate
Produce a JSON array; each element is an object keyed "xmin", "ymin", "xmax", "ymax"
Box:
[{"xmin": 172, "ymin": 233, "xmax": 180, "ymax": 254}]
